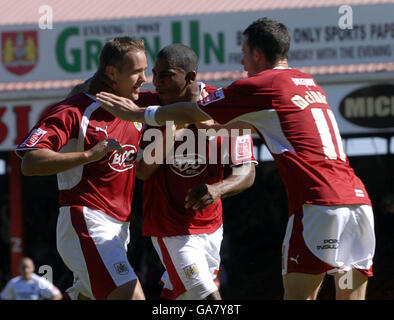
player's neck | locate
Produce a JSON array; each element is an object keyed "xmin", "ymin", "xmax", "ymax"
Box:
[
  {"xmin": 184, "ymin": 82, "xmax": 200, "ymax": 103},
  {"xmin": 272, "ymin": 59, "xmax": 289, "ymax": 69},
  {"xmin": 21, "ymin": 274, "xmax": 33, "ymax": 281}
]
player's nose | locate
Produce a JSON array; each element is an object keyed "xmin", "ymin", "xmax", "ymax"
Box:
[{"xmin": 140, "ymin": 71, "xmax": 147, "ymax": 84}]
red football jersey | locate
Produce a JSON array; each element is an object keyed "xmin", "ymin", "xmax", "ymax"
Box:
[
  {"xmin": 140, "ymin": 126, "xmax": 256, "ymax": 237},
  {"xmin": 136, "ymin": 84, "xmax": 257, "ymax": 236},
  {"xmin": 16, "ymin": 93, "xmax": 143, "ymax": 222},
  {"xmin": 197, "ymin": 68, "xmax": 371, "ymax": 214}
]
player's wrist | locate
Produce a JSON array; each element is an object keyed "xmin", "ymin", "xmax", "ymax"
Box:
[
  {"xmin": 144, "ymin": 105, "xmax": 161, "ymax": 126},
  {"xmin": 83, "ymin": 149, "xmax": 96, "ymax": 163}
]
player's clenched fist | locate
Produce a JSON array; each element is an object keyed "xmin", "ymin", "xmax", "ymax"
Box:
[
  {"xmin": 185, "ymin": 184, "xmax": 221, "ymax": 212},
  {"xmin": 85, "ymin": 139, "xmax": 125, "ymax": 163}
]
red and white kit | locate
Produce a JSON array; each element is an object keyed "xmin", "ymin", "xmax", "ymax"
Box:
[
  {"xmin": 137, "ymin": 85, "xmax": 257, "ymax": 299},
  {"xmin": 196, "ymin": 68, "xmax": 375, "ymax": 276},
  {"xmin": 16, "ymin": 93, "xmax": 143, "ymax": 299}
]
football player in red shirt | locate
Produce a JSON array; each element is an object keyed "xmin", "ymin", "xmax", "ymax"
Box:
[
  {"xmin": 96, "ymin": 19, "xmax": 376, "ymax": 300},
  {"xmin": 16, "ymin": 37, "xmax": 147, "ymax": 300},
  {"xmin": 136, "ymin": 44, "xmax": 257, "ymax": 300}
]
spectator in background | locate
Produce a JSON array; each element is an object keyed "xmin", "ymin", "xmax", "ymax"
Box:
[{"xmin": 0, "ymin": 257, "xmax": 62, "ymax": 300}]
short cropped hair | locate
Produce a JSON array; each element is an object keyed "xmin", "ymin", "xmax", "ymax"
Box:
[
  {"xmin": 98, "ymin": 36, "xmax": 145, "ymax": 73},
  {"xmin": 156, "ymin": 43, "xmax": 198, "ymax": 72},
  {"xmin": 243, "ymin": 17, "xmax": 290, "ymax": 64}
]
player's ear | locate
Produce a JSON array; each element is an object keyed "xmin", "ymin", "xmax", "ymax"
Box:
[
  {"xmin": 254, "ymin": 48, "xmax": 265, "ymax": 62},
  {"xmin": 254, "ymin": 48, "xmax": 271, "ymax": 68},
  {"xmin": 185, "ymin": 70, "xmax": 196, "ymax": 83},
  {"xmin": 105, "ymin": 65, "xmax": 118, "ymax": 82}
]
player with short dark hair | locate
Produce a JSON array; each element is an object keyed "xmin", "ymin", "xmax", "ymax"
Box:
[
  {"xmin": 156, "ymin": 43, "xmax": 199, "ymax": 72},
  {"xmin": 242, "ymin": 17, "xmax": 290, "ymax": 64},
  {"xmin": 15, "ymin": 36, "xmax": 147, "ymax": 300},
  {"xmin": 96, "ymin": 19, "xmax": 376, "ymax": 300},
  {"xmin": 135, "ymin": 43, "xmax": 257, "ymax": 300}
]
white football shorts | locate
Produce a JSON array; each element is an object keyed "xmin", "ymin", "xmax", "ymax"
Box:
[
  {"xmin": 282, "ymin": 204, "xmax": 375, "ymax": 276},
  {"xmin": 56, "ymin": 206, "xmax": 137, "ymax": 300},
  {"xmin": 151, "ymin": 225, "xmax": 223, "ymax": 300}
]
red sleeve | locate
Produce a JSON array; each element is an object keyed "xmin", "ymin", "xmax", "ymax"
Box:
[
  {"xmin": 15, "ymin": 105, "xmax": 81, "ymax": 158},
  {"xmin": 203, "ymin": 84, "xmax": 218, "ymax": 94},
  {"xmin": 229, "ymin": 134, "xmax": 258, "ymax": 166},
  {"xmin": 197, "ymin": 77, "xmax": 274, "ymax": 124}
]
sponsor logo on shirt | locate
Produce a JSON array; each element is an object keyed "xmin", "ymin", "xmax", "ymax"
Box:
[
  {"xmin": 108, "ymin": 144, "xmax": 137, "ymax": 172},
  {"xmin": 183, "ymin": 263, "xmax": 199, "ymax": 279},
  {"xmin": 168, "ymin": 153, "xmax": 207, "ymax": 178},
  {"xmin": 19, "ymin": 127, "xmax": 47, "ymax": 147},
  {"xmin": 114, "ymin": 261, "xmax": 129, "ymax": 275},
  {"xmin": 290, "ymin": 255, "xmax": 300, "ymax": 264},
  {"xmin": 95, "ymin": 125, "xmax": 108, "ymax": 137},
  {"xmin": 291, "ymin": 78, "xmax": 316, "ymax": 87},
  {"xmin": 200, "ymin": 88, "xmax": 225, "ymax": 106}
]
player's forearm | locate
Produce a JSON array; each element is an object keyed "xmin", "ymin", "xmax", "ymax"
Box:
[
  {"xmin": 213, "ymin": 163, "xmax": 256, "ymax": 198},
  {"xmin": 21, "ymin": 148, "xmax": 91, "ymax": 176},
  {"xmin": 155, "ymin": 102, "xmax": 210, "ymax": 125},
  {"xmin": 96, "ymin": 92, "xmax": 210, "ymax": 125}
]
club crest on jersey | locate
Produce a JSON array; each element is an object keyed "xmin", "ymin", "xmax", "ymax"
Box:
[
  {"xmin": 134, "ymin": 122, "xmax": 143, "ymax": 131},
  {"xmin": 168, "ymin": 153, "xmax": 207, "ymax": 178},
  {"xmin": 108, "ymin": 144, "xmax": 137, "ymax": 172},
  {"xmin": 114, "ymin": 261, "xmax": 129, "ymax": 275},
  {"xmin": 200, "ymin": 88, "xmax": 225, "ymax": 106},
  {"xmin": 19, "ymin": 128, "xmax": 47, "ymax": 147},
  {"xmin": 183, "ymin": 263, "xmax": 199, "ymax": 279}
]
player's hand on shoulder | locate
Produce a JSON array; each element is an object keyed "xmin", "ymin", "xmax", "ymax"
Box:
[{"xmin": 96, "ymin": 92, "xmax": 140, "ymax": 120}]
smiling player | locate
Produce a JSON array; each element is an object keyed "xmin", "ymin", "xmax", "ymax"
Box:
[
  {"xmin": 135, "ymin": 44, "xmax": 257, "ymax": 300},
  {"xmin": 15, "ymin": 37, "xmax": 147, "ymax": 300},
  {"xmin": 96, "ymin": 19, "xmax": 376, "ymax": 300}
]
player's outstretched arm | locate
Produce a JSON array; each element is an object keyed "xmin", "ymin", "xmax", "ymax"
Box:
[
  {"xmin": 96, "ymin": 92, "xmax": 210, "ymax": 125},
  {"xmin": 21, "ymin": 139, "xmax": 124, "ymax": 176},
  {"xmin": 195, "ymin": 120, "xmax": 257, "ymax": 135},
  {"xmin": 185, "ymin": 163, "xmax": 256, "ymax": 212}
]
